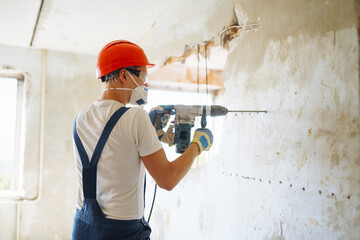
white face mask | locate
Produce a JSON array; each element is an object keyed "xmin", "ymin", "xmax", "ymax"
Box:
[{"xmin": 105, "ymin": 71, "xmax": 148, "ymax": 105}]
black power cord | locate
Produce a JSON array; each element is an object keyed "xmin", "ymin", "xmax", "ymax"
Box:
[{"xmin": 147, "ymin": 183, "xmax": 158, "ymax": 223}]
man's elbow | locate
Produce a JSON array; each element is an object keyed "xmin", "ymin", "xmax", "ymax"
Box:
[
  {"xmin": 157, "ymin": 181, "xmax": 176, "ymax": 191},
  {"xmin": 152, "ymin": 162, "xmax": 178, "ymax": 191}
]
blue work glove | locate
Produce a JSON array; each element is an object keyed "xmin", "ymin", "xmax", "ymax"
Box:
[
  {"xmin": 148, "ymin": 105, "xmax": 175, "ymax": 146},
  {"xmin": 148, "ymin": 105, "xmax": 175, "ymax": 130},
  {"xmin": 191, "ymin": 128, "xmax": 214, "ymax": 154}
]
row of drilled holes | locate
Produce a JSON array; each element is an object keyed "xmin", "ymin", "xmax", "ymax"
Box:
[{"xmin": 222, "ymin": 172, "xmax": 352, "ymax": 200}]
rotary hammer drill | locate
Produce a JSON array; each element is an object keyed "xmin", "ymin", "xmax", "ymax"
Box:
[{"xmin": 153, "ymin": 105, "xmax": 233, "ymax": 153}]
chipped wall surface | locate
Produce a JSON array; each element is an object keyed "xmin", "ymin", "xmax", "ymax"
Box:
[{"xmin": 148, "ymin": 0, "xmax": 360, "ymax": 240}]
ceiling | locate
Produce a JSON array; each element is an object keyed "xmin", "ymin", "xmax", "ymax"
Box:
[{"xmin": 0, "ymin": 0, "xmax": 233, "ymax": 69}]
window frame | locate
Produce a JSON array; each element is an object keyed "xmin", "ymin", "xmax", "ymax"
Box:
[{"xmin": 0, "ymin": 69, "xmax": 25, "ymax": 200}]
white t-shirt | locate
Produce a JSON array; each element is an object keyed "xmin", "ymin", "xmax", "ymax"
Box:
[{"xmin": 73, "ymin": 99, "xmax": 162, "ymax": 220}]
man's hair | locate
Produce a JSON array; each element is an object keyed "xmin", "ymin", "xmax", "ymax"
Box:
[
  {"xmin": 101, "ymin": 69, "xmax": 120, "ymax": 83},
  {"xmin": 101, "ymin": 66, "xmax": 141, "ymax": 83}
]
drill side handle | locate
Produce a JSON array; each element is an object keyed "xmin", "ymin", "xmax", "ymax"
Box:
[{"xmin": 201, "ymin": 106, "xmax": 207, "ymax": 128}]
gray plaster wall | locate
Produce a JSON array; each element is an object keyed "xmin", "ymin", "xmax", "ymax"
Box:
[
  {"xmin": 0, "ymin": 45, "xmax": 100, "ymax": 239},
  {"xmin": 20, "ymin": 50, "xmax": 101, "ymax": 239}
]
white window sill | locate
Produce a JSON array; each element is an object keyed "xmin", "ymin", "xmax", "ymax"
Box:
[{"xmin": 0, "ymin": 190, "xmax": 26, "ymax": 202}]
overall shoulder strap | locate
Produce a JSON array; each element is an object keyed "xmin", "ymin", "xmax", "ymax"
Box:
[
  {"xmin": 73, "ymin": 107, "xmax": 129, "ymax": 199},
  {"xmin": 73, "ymin": 117, "xmax": 90, "ymax": 167},
  {"xmin": 89, "ymin": 107, "xmax": 129, "ymax": 167}
]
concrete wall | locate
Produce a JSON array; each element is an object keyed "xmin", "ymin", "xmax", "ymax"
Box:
[
  {"xmin": 149, "ymin": 1, "xmax": 360, "ymax": 240},
  {"xmin": 21, "ymin": 50, "xmax": 100, "ymax": 239}
]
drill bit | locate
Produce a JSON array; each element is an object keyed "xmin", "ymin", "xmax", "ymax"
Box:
[{"xmin": 228, "ymin": 110, "xmax": 267, "ymax": 113}]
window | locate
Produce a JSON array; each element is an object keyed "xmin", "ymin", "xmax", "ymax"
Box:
[
  {"xmin": 144, "ymin": 89, "xmax": 214, "ymax": 168},
  {"xmin": 0, "ymin": 74, "xmax": 24, "ymax": 197}
]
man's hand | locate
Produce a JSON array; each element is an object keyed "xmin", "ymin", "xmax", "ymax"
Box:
[
  {"xmin": 158, "ymin": 124, "xmax": 175, "ymax": 147},
  {"xmin": 148, "ymin": 105, "xmax": 175, "ymax": 146},
  {"xmin": 148, "ymin": 105, "xmax": 174, "ymax": 130},
  {"xmin": 190, "ymin": 128, "xmax": 214, "ymax": 154}
]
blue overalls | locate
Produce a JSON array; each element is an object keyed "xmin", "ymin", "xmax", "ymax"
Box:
[{"xmin": 71, "ymin": 107, "xmax": 151, "ymax": 240}]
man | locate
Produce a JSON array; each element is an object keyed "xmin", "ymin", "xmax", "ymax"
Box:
[{"xmin": 71, "ymin": 40, "xmax": 213, "ymax": 240}]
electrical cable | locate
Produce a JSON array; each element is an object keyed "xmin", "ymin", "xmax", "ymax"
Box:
[
  {"xmin": 204, "ymin": 42, "xmax": 209, "ymax": 103},
  {"xmin": 147, "ymin": 183, "xmax": 157, "ymax": 223},
  {"xmin": 197, "ymin": 44, "xmax": 200, "ymax": 96}
]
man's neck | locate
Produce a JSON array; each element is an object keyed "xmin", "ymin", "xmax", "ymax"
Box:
[{"xmin": 100, "ymin": 90, "xmax": 128, "ymax": 105}]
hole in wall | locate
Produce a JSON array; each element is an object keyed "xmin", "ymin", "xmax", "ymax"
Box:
[{"xmin": 220, "ymin": 172, "xmax": 351, "ymax": 200}]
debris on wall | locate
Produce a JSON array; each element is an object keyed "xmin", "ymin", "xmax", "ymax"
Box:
[
  {"xmin": 219, "ymin": 4, "xmax": 259, "ymax": 50},
  {"xmin": 149, "ymin": 64, "xmax": 223, "ymax": 87},
  {"xmin": 155, "ymin": 38, "xmax": 226, "ymax": 91},
  {"xmin": 162, "ymin": 38, "xmax": 215, "ymax": 66}
]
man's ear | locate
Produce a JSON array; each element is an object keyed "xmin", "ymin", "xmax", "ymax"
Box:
[{"xmin": 119, "ymin": 69, "xmax": 127, "ymax": 84}]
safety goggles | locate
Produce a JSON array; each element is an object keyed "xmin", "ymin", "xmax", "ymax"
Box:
[{"xmin": 126, "ymin": 68, "xmax": 148, "ymax": 84}]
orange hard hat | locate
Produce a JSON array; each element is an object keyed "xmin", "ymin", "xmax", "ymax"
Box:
[{"xmin": 96, "ymin": 40, "xmax": 154, "ymax": 79}]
